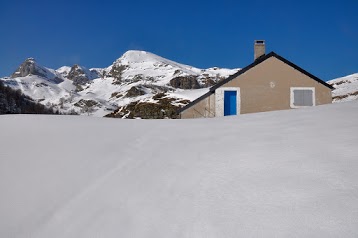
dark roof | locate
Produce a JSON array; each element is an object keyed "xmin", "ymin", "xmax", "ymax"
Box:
[{"xmin": 178, "ymin": 51, "xmax": 333, "ymax": 113}]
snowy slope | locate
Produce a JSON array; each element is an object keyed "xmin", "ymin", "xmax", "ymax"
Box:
[
  {"xmin": 56, "ymin": 66, "xmax": 71, "ymax": 76},
  {"xmin": 1, "ymin": 101, "xmax": 358, "ymax": 238},
  {"xmin": 2, "ymin": 76, "xmax": 75, "ymax": 104},
  {"xmin": 328, "ymin": 73, "xmax": 358, "ymax": 102},
  {"xmin": 105, "ymin": 50, "xmax": 236, "ymax": 86},
  {"xmin": 0, "ymin": 51, "xmax": 238, "ymax": 117}
]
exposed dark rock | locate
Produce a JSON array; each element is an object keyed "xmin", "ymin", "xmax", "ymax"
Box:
[
  {"xmin": 200, "ymin": 76, "xmax": 227, "ymax": 87},
  {"xmin": 144, "ymin": 84, "xmax": 170, "ymax": 94},
  {"xmin": 74, "ymin": 99, "xmax": 98, "ymax": 108},
  {"xmin": 11, "ymin": 58, "xmax": 63, "ymax": 83},
  {"xmin": 125, "ymin": 86, "xmax": 146, "ymax": 98},
  {"xmin": 130, "ymin": 74, "xmax": 144, "ymax": 83},
  {"xmin": 331, "ymin": 80, "xmax": 350, "ymax": 86},
  {"xmin": 73, "ymin": 99, "xmax": 98, "ymax": 115},
  {"xmin": 203, "ymin": 78, "xmax": 216, "ymax": 87},
  {"xmin": 152, "ymin": 92, "xmax": 166, "ymax": 100},
  {"xmin": 169, "ymin": 76, "xmax": 200, "ymax": 89},
  {"xmin": 351, "ymin": 91, "xmax": 358, "ymax": 96},
  {"xmin": 11, "ymin": 58, "xmax": 44, "ymax": 78},
  {"xmin": 34, "ymin": 82, "xmax": 49, "ymax": 88},
  {"xmin": 332, "ymin": 91, "xmax": 358, "ymax": 101},
  {"xmin": 75, "ymin": 84, "xmax": 84, "ymax": 92},
  {"xmin": 67, "ymin": 65, "xmax": 90, "ymax": 85},
  {"xmin": 105, "ymin": 97, "xmax": 184, "ymax": 119},
  {"xmin": 110, "ymin": 92, "xmax": 124, "ymax": 99},
  {"xmin": 177, "ymin": 99, "xmax": 191, "ymax": 105},
  {"xmin": 108, "ymin": 64, "xmax": 128, "ymax": 84},
  {"xmin": 173, "ymin": 69, "xmax": 182, "ymax": 75}
]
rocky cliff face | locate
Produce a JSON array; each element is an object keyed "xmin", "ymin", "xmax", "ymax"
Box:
[
  {"xmin": 11, "ymin": 58, "xmax": 63, "ymax": 83},
  {"xmin": 67, "ymin": 64, "xmax": 99, "ymax": 85},
  {"xmin": 11, "ymin": 58, "xmax": 43, "ymax": 78},
  {"xmin": 169, "ymin": 76, "xmax": 200, "ymax": 89}
]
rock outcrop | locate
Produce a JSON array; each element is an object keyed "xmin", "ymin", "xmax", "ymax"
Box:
[
  {"xmin": 105, "ymin": 95, "xmax": 190, "ymax": 119},
  {"xmin": 169, "ymin": 76, "xmax": 201, "ymax": 89},
  {"xmin": 67, "ymin": 65, "xmax": 98, "ymax": 85},
  {"xmin": 125, "ymin": 86, "xmax": 146, "ymax": 98},
  {"xmin": 108, "ymin": 64, "xmax": 127, "ymax": 83},
  {"xmin": 11, "ymin": 58, "xmax": 63, "ymax": 83}
]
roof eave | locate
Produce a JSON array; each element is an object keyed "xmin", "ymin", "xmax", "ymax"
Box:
[
  {"xmin": 177, "ymin": 91, "xmax": 214, "ymax": 113},
  {"xmin": 210, "ymin": 52, "xmax": 275, "ymax": 92}
]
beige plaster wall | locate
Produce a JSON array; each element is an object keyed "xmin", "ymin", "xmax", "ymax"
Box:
[
  {"xmin": 180, "ymin": 94, "xmax": 215, "ymax": 119},
  {"xmin": 180, "ymin": 57, "xmax": 332, "ymax": 118}
]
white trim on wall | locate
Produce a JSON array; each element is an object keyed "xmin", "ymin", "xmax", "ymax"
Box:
[
  {"xmin": 215, "ymin": 87, "xmax": 241, "ymax": 117},
  {"xmin": 290, "ymin": 87, "xmax": 316, "ymax": 108}
]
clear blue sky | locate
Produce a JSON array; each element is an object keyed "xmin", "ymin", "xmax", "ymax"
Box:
[{"xmin": 0, "ymin": 0, "xmax": 357, "ymax": 80}]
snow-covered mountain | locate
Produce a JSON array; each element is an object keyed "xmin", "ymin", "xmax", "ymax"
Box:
[
  {"xmin": 1, "ymin": 51, "xmax": 356, "ymax": 118},
  {"xmin": 0, "ymin": 51, "xmax": 239, "ymax": 117},
  {"xmin": 327, "ymin": 73, "xmax": 358, "ymax": 102}
]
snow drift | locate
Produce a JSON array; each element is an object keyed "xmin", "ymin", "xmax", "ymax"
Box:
[{"xmin": 0, "ymin": 101, "xmax": 358, "ymax": 237}]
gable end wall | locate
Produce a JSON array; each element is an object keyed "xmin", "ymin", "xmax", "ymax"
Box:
[
  {"xmin": 180, "ymin": 94, "xmax": 215, "ymax": 119},
  {"xmin": 180, "ymin": 57, "xmax": 332, "ymax": 118},
  {"xmin": 220, "ymin": 57, "xmax": 332, "ymax": 114}
]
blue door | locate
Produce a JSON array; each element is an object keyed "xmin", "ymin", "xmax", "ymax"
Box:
[{"xmin": 224, "ymin": 91, "xmax": 237, "ymax": 116}]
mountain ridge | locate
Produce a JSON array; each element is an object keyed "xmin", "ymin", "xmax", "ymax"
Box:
[
  {"xmin": 0, "ymin": 51, "xmax": 356, "ymax": 118},
  {"xmin": 0, "ymin": 50, "xmax": 239, "ymax": 118}
]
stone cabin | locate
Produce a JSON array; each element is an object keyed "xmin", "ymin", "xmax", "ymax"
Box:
[{"xmin": 179, "ymin": 40, "xmax": 333, "ymax": 119}]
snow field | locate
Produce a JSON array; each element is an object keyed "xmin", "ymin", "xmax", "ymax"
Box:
[{"xmin": 0, "ymin": 99, "xmax": 358, "ymax": 238}]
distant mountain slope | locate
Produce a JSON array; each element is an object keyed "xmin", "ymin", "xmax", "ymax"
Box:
[
  {"xmin": 328, "ymin": 73, "xmax": 358, "ymax": 102},
  {"xmin": 1, "ymin": 51, "xmax": 239, "ymax": 118},
  {"xmin": 0, "ymin": 80, "xmax": 59, "ymax": 115}
]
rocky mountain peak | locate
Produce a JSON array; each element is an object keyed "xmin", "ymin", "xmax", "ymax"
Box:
[
  {"xmin": 11, "ymin": 58, "xmax": 63, "ymax": 83},
  {"xmin": 121, "ymin": 50, "xmax": 149, "ymax": 60},
  {"xmin": 67, "ymin": 64, "xmax": 99, "ymax": 86},
  {"xmin": 56, "ymin": 66, "xmax": 71, "ymax": 78},
  {"xmin": 11, "ymin": 58, "xmax": 38, "ymax": 78},
  {"xmin": 69, "ymin": 64, "xmax": 84, "ymax": 74},
  {"xmin": 25, "ymin": 57, "xmax": 36, "ymax": 63},
  {"xmin": 114, "ymin": 50, "xmax": 169, "ymax": 66}
]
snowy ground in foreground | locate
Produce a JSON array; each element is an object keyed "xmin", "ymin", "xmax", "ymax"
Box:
[{"xmin": 1, "ymin": 101, "xmax": 358, "ymax": 238}]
